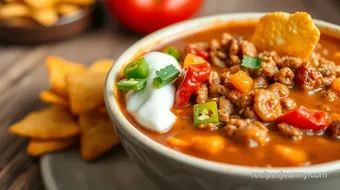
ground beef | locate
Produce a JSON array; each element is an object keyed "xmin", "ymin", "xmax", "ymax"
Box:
[
  {"xmin": 223, "ymin": 118, "xmax": 251, "ymax": 137},
  {"xmin": 237, "ymin": 91, "xmax": 255, "ymax": 109},
  {"xmin": 277, "ymin": 123, "xmax": 303, "ymax": 141},
  {"xmin": 318, "ymin": 58, "xmax": 336, "ymax": 77},
  {"xmin": 267, "ymin": 83, "xmax": 290, "ymax": 98},
  {"xmin": 211, "ymin": 52, "xmax": 227, "ymax": 68},
  {"xmin": 295, "ymin": 64, "xmax": 323, "ymax": 92},
  {"xmin": 221, "ymin": 32, "xmax": 233, "ymax": 46},
  {"xmin": 229, "ymin": 39, "xmax": 240, "ymax": 56},
  {"xmin": 326, "ymin": 120, "xmax": 340, "ymax": 139},
  {"xmin": 219, "ymin": 97, "xmax": 234, "ymax": 113},
  {"xmin": 227, "ymin": 90, "xmax": 242, "ymax": 104},
  {"xmin": 280, "ymin": 97, "xmax": 297, "ymax": 111},
  {"xmin": 234, "ymin": 121, "xmax": 269, "ymax": 148},
  {"xmin": 208, "ymin": 71, "xmax": 221, "ymax": 85},
  {"xmin": 278, "ymin": 56, "xmax": 303, "ymax": 71},
  {"xmin": 255, "ymin": 59, "xmax": 279, "ymax": 78},
  {"xmin": 255, "ymin": 51, "xmax": 280, "ymax": 78},
  {"xmin": 322, "ymin": 90, "xmax": 339, "ymax": 102},
  {"xmin": 229, "ymin": 55, "xmax": 241, "ymax": 65},
  {"xmin": 274, "ymin": 67, "xmax": 295, "ymax": 87},
  {"xmin": 241, "ymin": 41, "xmax": 257, "ymax": 57},
  {"xmin": 210, "ymin": 38, "xmax": 227, "ymax": 68},
  {"xmin": 253, "ymin": 77, "xmax": 269, "ymax": 89},
  {"xmin": 220, "ymin": 71, "xmax": 233, "ymax": 88},
  {"xmin": 254, "ymin": 89, "xmax": 282, "ymax": 122},
  {"xmin": 218, "ymin": 109, "xmax": 230, "ymax": 123},
  {"xmin": 318, "ymin": 58, "xmax": 336, "ymax": 86},
  {"xmin": 209, "ymin": 83, "xmax": 229, "ymax": 97},
  {"xmin": 195, "ymin": 84, "xmax": 208, "ymax": 103},
  {"xmin": 243, "ymin": 106, "xmax": 259, "ymax": 120}
]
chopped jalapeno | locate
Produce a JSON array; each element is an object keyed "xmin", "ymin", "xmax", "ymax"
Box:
[
  {"xmin": 123, "ymin": 58, "xmax": 149, "ymax": 79},
  {"xmin": 241, "ymin": 55, "xmax": 262, "ymax": 69},
  {"xmin": 193, "ymin": 101, "xmax": 219, "ymax": 126},
  {"xmin": 164, "ymin": 47, "xmax": 180, "ymax": 61},
  {"xmin": 153, "ymin": 65, "xmax": 180, "ymax": 88},
  {"xmin": 116, "ymin": 78, "xmax": 147, "ymax": 91}
]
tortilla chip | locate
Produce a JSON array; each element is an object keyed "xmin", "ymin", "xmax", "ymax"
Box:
[
  {"xmin": 57, "ymin": 3, "xmax": 80, "ymax": 16},
  {"xmin": 40, "ymin": 90, "xmax": 69, "ymax": 106},
  {"xmin": 89, "ymin": 59, "xmax": 114, "ymax": 73},
  {"xmin": 0, "ymin": 3, "xmax": 31, "ymax": 20},
  {"xmin": 24, "ymin": 0, "xmax": 57, "ymax": 9},
  {"xmin": 67, "ymin": 71, "xmax": 106, "ymax": 114},
  {"xmin": 79, "ymin": 111, "xmax": 119, "ymax": 161},
  {"xmin": 46, "ymin": 56, "xmax": 86, "ymax": 96},
  {"xmin": 9, "ymin": 106, "xmax": 80, "ymax": 140},
  {"xmin": 96, "ymin": 105, "xmax": 107, "ymax": 114},
  {"xmin": 32, "ymin": 8, "xmax": 59, "ymax": 27},
  {"xmin": 27, "ymin": 138, "xmax": 78, "ymax": 156},
  {"xmin": 251, "ymin": 12, "xmax": 320, "ymax": 61},
  {"xmin": 59, "ymin": 0, "xmax": 95, "ymax": 6}
]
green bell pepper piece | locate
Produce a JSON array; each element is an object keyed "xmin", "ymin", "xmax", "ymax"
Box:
[
  {"xmin": 116, "ymin": 78, "xmax": 146, "ymax": 91},
  {"xmin": 193, "ymin": 101, "xmax": 219, "ymax": 126},
  {"xmin": 124, "ymin": 58, "xmax": 149, "ymax": 79}
]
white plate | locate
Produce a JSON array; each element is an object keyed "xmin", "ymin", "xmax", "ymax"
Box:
[{"xmin": 40, "ymin": 147, "xmax": 159, "ymax": 190}]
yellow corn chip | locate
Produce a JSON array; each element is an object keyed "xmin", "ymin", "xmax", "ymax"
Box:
[
  {"xmin": 251, "ymin": 12, "xmax": 320, "ymax": 61},
  {"xmin": 67, "ymin": 71, "xmax": 106, "ymax": 114},
  {"xmin": 96, "ymin": 105, "xmax": 107, "ymax": 114},
  {"xmin": 9, "ymin": 106, "xmax": 80, "ymax": 140},
  {"xmin": 57, "ymin": 3, "xmax": 80, "ymax": 16},
  {"xmin": 79, "ymin": 111, "xmax": 119, "ymax": 161},
  {"xmin": 46, "ymin": 56, "xmax": 86, "ymax": 96},
  {"xmin": 0, "ymin": 3, "xmax": 31, "ymax": 20},
  {"xmin": 24, "ymin": 0, "xmax": 57, "ymax": 9},
  {"xmin": 32, "ymin": 8, "xmax": 59, "ymax": 27},
  {"xmin": 40, "ymin": 90, "xmax": 69, "ymax": 106},
  {"xmin": 59, "ymin": 0, "xmax": 95, "ymax": 6},
  {"xmin": 89, "ymin": 59, "xmax": 114, "ymax": 73},
  {"xmin": 27, "ymin": 138, "xmax": 78, "ymax": 156}
]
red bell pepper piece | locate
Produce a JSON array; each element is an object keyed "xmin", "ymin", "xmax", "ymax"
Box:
[
  {"xmin": 187, "ymin": 47, "xmax": 210, "ymax": 60},
  {"xmin": 278, "ymin": 106, "xmax": 330, "ymax": 131},
  {"xmin": 175, "ymin": 63, "xmax": 211, "ymax": 107}
]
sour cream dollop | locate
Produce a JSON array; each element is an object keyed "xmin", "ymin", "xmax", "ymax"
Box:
[{"xmin": 125, "ymin": 52, "xmax": 181, "ymax": 133}]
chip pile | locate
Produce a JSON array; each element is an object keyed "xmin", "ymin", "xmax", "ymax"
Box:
[
  {"xmin": 9, "ymin": 56, "xmax": 119, "ymax": 161},
  {"xmin": 0, "ymin": 0, "xmax": 95, "ymax": 27}
]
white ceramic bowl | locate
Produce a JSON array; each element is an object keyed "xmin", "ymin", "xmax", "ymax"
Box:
[{"xmin": 105, "ymin": 13, "xmax": 340, "ymax": 190}]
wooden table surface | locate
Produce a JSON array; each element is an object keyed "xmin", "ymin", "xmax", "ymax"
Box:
[{"xmin": 1, "ymin": 0, "xmax": 340, "ymax": 189}]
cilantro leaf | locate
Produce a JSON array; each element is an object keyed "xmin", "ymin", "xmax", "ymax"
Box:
[{"xmin": 241, "ymin": 55, "xmax": 262, "ymax": 69}]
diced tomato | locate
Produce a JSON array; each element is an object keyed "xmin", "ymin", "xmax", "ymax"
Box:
[
  {"xmin": 187, "ymin": 47, "xmax": 210, "ymax": 60},
  {"xmin": 278, "ymin": 106, "xmax": 330, "ymax": 131},
  {"xmin": 175, "ymin": 63, "xmax": 211, "ymax": 107}
]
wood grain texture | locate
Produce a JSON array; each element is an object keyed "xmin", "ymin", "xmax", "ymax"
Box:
[{"xmin": 0, "ymin": 0, "xmax": 339, "ymax": 189}]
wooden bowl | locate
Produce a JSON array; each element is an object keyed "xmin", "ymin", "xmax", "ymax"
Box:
[{"xmin": 0, "ymin": 5, "xmax": 98, "ymax": 45}]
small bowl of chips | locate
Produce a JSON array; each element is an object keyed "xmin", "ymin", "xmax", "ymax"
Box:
[{"xmin": 0, "ymin": 0, "xmax": 98, "ymax": 44}]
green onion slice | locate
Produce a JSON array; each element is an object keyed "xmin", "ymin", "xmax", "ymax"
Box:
[
  {"xmin": 153, "ymin": 65, "xmax": 180, "ymax": 88},
  {"xmin": 123, "ymin": 58, "xmax": 149, "ymax": 79},
  {"xmin": 116, "ymin": 78, "xmax": 147, "ymax": 91},
  {"xmin": 193, "ymin": 101, "xmax": 219, "ymax": 126}
]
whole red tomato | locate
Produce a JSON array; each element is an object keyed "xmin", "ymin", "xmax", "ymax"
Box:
[{"xmin": 106, "ymin": 0, "xmax": 204, "ymax": 34}]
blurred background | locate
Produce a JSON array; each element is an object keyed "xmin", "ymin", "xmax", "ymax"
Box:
[{"xmin": 1, "ymin": 0, "xmax": 340, "ymax": 189}]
